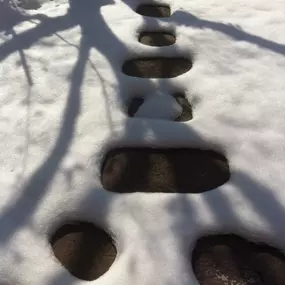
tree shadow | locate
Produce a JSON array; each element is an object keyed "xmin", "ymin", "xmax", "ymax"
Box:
[
  {"xmin": 171, "ymin": 10, "xmax": 285, "ymax": 56},
  {"xmin": 0, "ymin": 33, "xmax": 89, "ymax": 243},
  {"xmin": 0, "ymin": 0, "xmax": 128, "ymax": 243},
  {"xmin": 0, "ymin": 0, "xmax": 48, "ymax": 33},
  {"xmin": 1, "ymin": 1, "xmax": 285, "ymax": 284},
  {"xmin": 0, "ymin": 5, "xmax": 74, "ymax": 62},
  {"xmin": 165, "ymin": 169, "xmax": 285, "ymax": 284}
]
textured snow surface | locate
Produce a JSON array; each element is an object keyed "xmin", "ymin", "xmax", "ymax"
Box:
[
  {"xmin": 134, "ymin": 91, "xmax": 182, "ymax": 119},
  {"xmin": 0, "ymin": 0, "xmax": 285, "ymax": 284}
]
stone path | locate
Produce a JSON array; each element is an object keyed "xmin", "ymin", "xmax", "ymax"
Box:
[{"xmin": 31, "ymin": 2, "xmax": 285, "ymax": 284}]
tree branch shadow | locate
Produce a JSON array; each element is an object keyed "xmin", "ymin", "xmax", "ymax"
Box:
[
  {"xmin": 0, "ymin": 34, "xmax": 89, "ymax": 244},
  {"xmin": 171, "ymin": 10, "xmax": 285, "ymax": 56},
  {"xmin": 1, "ymin": 1, "xmax": 285, "ymax": 284}
]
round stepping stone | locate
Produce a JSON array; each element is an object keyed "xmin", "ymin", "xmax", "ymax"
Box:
[
  {"xmin": 122, "ymin": 58, "xmax": 192, "ymax": 78},
  {"xmin": 136, "ymin": 4, "xmax": 171, "ymax": 18},
  {"xmin": 193, "ymin": 235, "xmax": 263, "ymax": 285},
  {"xmin": 251, "ymin": 245, "xmax": 285, "ymax": 285},
  {"xmin": 139, "ymin": 32, "xmax": 176, "ymax": 46},
  {"xmin": 50, "ymin": 222, "xmax": 116, "ymax": 281},
  {"xmin": 192, "ymin": 235, "xmax": 285, "ymax": 285},
  {"xmin": 101, "ymin": 148, "xmax": 230, "ymax": 193}
]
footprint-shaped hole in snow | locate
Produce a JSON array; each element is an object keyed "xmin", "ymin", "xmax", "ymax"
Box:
[
  {"xmin": 127, "ymin": 92, "xmax": 192, "ymax": 121},
  {"xmin": 50, "ymin": 222, "xmax": 116, "ymax": 281},
  {"xmin": 136, "ymin": 4, "xmax": 171, "ymax": 18},
  {"xmin": 122, "ymin": 58, "xmax": 192, "ymax": 78},
  {"xmin": 101, "ymin": 148, "xmax": 230, "ymax": 193},
  {"xmin": 139, "ymin": 32, "xmax": 176, "ymax": 46},
  {"xmin": 192, "ymin": 235, "xmax": 285, "ymax": 285}
]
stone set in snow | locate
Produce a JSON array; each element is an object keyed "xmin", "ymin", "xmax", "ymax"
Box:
[
  {"xmin": 134, "ymin": 91, "xmax": 182, "ymax": 120},
  {"xmin": 0, "ymin": 0, "xmax": 285, "ymax": 284}
]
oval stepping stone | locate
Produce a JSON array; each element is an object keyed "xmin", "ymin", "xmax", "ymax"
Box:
[
  {"xmin": 122, "ymin": 58, "xmax": 192, "ymax": 78},
  {"xmin": 50, "ymin": 222, "xmax": 116, "ymax": 281},
  {"xmin": 139, "ymin": 32, "xmax": 176, "ymax": 46},
  {"xmin": 136, "ymin": 4, "xmax": 171, "ymax": 18},
  {"xmin": 17, "ymin": 0, "xmax": 41, "ymax": 10},
  {"xmin": 101, "ymin": 148, "xmax": 230, "ymax": 193},
  {"xmin": 192, "ymin": 235, "xmax": 285, "ymax": 285}
]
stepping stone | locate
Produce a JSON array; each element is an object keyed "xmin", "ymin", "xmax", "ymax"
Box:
[
  {"xmin": 132, "ymin": 91, "xmax": 182, "ymax": 120},
  {"xmin": 127, "ymin": 92, "xmax": 192, "ymax": 122},
  {"xmin": 192, "ymin": 235, "xmax": 285, "ymax": 285},
  {"xmin": 101, "ymin": 148, "xmax": 230, "ymax": 193},
  {"xmin": 50, "ymin": 222, "xmax": 116, "ymax": 281},
  {"xmin": 136, "ymin": 4, "xmax": 171, "ymax": 18},
  {"xmin": 122, "ymin": 58, "xmax": 192, "ymax": 78},
  {"xmin": 139, "ymin": 32, "xmax": 176, "ymax": 46},
  {"xmin": 251, "ymin": 245, "xmax": 285, "ymax": 285},
  {"xmin": 174, "ymin": 93, "xmax": 193, "ymax": 121},
  {"xmin": 16, "ymin": 0, "xmax": 42, "ymax": 10}
]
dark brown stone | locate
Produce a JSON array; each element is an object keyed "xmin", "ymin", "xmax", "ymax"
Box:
[
  {"xmin": 192, "ymin": 235, "xmax": 264, "ymax": 285},
  {"xmin": 251, "ymin": 244, "xmax": 285, "ymax": 285},
  {"xmin": 136, "ymin": 4, "xmax": 171, "ymax": 18},
  {"xmin": 122, "ymin": 58, "xmax": 192, "ymax": 78},
  {"xmin": 127, "ymin": 93, "xmax": 192, "ymax": 122},
  {"xmin": 139, "ymin": 32, "xmax": 176, "ymax": 46},
  {"xmin": 192, "ymin": 235, "xmax": 285, "ymax": 285},
  {"xmin": 50, "ymin": 222, "xmax": 116, "ymax": 281},
  {"xmin": 174, "ymin": 93, "xmax": 193, "ymax": 121},
  {"xmin": 101, "ymin": 148, "xmax": 230, "ymax": 193}
]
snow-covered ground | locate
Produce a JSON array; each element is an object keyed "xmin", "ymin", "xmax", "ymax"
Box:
[{"xmin": 0, "ymin": 0, "xmax": 285, "ymax": 284}]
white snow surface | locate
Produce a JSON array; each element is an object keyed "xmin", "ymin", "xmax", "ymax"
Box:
[
  {"xmin": 0, "ymin": 0, "xmax": 285, "ymax": 284},
  {"xmin": 134, "ymin": 91, "xmax": 182, "ymax": 119}
]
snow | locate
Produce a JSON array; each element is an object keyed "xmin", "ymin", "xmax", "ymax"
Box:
[
  {"xmin": 134, "ymin": 91, "xmax": 182, "ymax": 120},
  {"xmin": 0, "ymin": 0, "xmax": 285, "ymax": 284}
]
